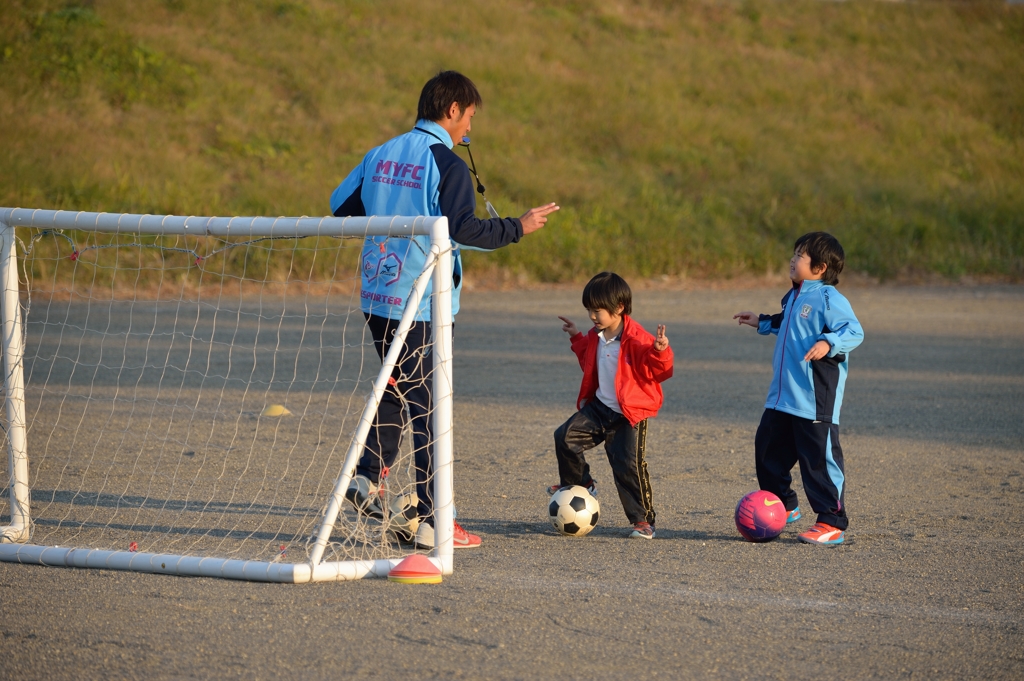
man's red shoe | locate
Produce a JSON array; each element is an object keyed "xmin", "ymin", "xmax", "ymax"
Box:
[
  {"xmin": 414, "ymin": 520, "xmax": 482, "ymax": 549},
  {"xmin": 452, "ymin": 520, "xmax": 481, "ymax": 549}
]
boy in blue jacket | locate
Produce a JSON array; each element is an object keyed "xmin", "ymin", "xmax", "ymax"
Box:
[{"xmin": 734, "ymin": 232, "xmax": 864, "ymax": 545}]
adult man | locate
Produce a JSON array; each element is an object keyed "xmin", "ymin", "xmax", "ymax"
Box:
[{"xmin": 330, "ymin": 70, "xmax": 558, "ymax": 549}]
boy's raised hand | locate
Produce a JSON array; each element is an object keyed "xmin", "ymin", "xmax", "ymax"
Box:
[
  {"xmin": 733, "ymin": 311, "xmax": 758, "ymax": 328},
  {"xmin": 654, "ymin": 324, "xmax": 669, "ymax": 351},
  {"xmin": 558, "ymin": 316, "xmax": 579, "ymax": 336}
]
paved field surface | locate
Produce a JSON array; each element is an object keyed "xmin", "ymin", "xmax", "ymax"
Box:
[{"xmin": 2, "ymin": 285, "xmax": 1022, "ymax": 680}]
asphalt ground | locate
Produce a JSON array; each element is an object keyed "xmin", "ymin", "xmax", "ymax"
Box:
[{"xmin": 1, "ymin": 284, "xmax": 1022, "ymax": 680}]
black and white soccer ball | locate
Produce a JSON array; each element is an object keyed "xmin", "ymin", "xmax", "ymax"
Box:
[
  {"xmin": 385, "ymin": 492, "xmax": 420, "ymax": 542},
  {"xmin": 548, "ymin": 485, "xmax": 600, "ymax": 537}
]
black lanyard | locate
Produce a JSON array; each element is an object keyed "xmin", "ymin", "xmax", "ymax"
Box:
[{"xmin": 414, "ymin": 127, "xmax": 447, "ymax": 145}]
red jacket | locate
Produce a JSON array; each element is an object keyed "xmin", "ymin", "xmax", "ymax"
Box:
[{"xmin": 569, "ymin": 315, "xmax": 674, "ymax": 427}]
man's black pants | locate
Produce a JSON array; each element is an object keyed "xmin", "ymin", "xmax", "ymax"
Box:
[
  {"xmin": 553, "ymin": 399, "xmax": 655, "ymax": 526},
  {"xmin": 355, "ymin": 313, "xmax": 434, "ymax": 520},
  {"xmin": 754, "ymin": 408, "xmax": 848, "ymax": 530}
]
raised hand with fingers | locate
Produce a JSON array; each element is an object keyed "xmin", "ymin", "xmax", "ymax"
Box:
[
  {"xmin": 519, "ymin": 203, "xmax": 560, "ymax": 235},
  {"xmin": 654, "ymin": 324, "xmax": 669, "ymax": 351}
]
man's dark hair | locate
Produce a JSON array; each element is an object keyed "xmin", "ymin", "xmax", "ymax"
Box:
[
  {"xmin": 417, "ymin": 71, "xmax": 482, "ymax": 123},
  {"xmin": 794, "ymin": 232, "xmax": 845, "ymax": 286},
  {"xmin": 582, "ymin": 272, "xmax": 632, "ymax": 316}
]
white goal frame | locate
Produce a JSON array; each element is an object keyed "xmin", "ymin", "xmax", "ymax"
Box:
[{"xmin": 0, "ymin": 208, "xmax": 455, "ymax": 582}]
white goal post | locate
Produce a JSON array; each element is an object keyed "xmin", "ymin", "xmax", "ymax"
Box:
[{"xmin": 0, "ymin": 208, "xmax": 455, "ymax": 582}]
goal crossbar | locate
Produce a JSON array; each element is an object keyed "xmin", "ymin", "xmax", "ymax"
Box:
[
  {"xmin": 0, "ymin": 209, "xmax": 455, "ymax": 582},
  {"xmin": 0, "ymin": 208, "xmax": 440, "ymax": 238}
]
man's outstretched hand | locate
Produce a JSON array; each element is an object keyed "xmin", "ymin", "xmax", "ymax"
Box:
[{"xmin": 520, "ymin": 203, "xmax": 559, "ymax": 235}]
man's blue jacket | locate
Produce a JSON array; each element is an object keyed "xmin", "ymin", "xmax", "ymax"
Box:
[
  {"xmin": 330, "ymin": 120, "xmax": 522, "ymax": 322},
  {"xmin": 758, "ymin": 279, "xmax": 864, "ymax": 424}
]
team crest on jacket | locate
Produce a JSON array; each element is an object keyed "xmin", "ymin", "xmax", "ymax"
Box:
[
  {"xmin": 363, "ymin": 252, "xmax": 404, "ymax": 286},
  {"xmin": 799, "ymin": 303, "xmax": 812, "ymax": 319}
]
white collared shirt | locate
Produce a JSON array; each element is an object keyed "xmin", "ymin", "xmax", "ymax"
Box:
[{"xmin": 595, "ymin": 330, "xmax": 622, "ymax": 413}]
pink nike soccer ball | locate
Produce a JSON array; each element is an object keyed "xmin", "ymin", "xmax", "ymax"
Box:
[{"xmin": 735, "ymin": 490, "xmax": 787, "ymax": 542}]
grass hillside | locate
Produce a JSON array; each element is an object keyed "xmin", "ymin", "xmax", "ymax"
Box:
[{"xmin": 1, "ymin": 0, "xmax": 1022, "ymax": 283}]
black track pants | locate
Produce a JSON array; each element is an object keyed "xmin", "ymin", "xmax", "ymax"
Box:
[
  {"xmin": 553, "ymin": 400, "xmax": 655, "ymax": 525},
  {"xmin": 355, "ymin": 313, "xmax": 434, "ymax": 519},
  {"xmin": 754, "ymin": 408, "xmax": 848, "ymax": 530}
]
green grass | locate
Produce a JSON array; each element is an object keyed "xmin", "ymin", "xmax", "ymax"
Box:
[{"xmin": 2, "ymin": 0, "xmax": 1022, "ymax": 283}]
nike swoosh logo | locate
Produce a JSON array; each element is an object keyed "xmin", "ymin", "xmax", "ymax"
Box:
[
  {"xmin": 453, "ymin": 536, "xmax": 470, "ymax": 545},
  {"xmin": 763, "ymin": 498, "xmax": 782, "ymax": 506}
]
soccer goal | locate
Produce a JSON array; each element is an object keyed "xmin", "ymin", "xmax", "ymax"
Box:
[{"xmin": 0, "ymin": 208, "xmax": 455, "ymax": 582}]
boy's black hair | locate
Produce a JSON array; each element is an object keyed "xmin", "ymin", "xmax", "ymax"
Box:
[
  {"xmin": 794, "ymin": 232, "xmax": 845, "ymax": 286},
  {"xmin": 582, "ymin": 272, "xmax": 632, "ymax": 316},
  {"xmin": 417, "ymin": 71, "xmax": 482, "ymax": 123}
]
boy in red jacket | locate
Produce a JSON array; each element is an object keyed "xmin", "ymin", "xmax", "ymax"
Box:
[{"xmin": 550, "ymin": 272, "xmax": 674, "ymax": 539}]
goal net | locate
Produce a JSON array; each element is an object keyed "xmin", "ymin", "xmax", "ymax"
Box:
[{"xmin": 0, "ymin": 209, "xmax": 455, "ymax": 582}]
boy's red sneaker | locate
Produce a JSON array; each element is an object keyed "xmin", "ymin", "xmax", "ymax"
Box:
[{"xmin": 798, "ymin": 522, "xmax": 845, "ymax": 545}]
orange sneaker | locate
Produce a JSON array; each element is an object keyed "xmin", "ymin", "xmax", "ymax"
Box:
[{"xmin": 798, "ymin": 522, "xmax": 845, "ymax": 545}]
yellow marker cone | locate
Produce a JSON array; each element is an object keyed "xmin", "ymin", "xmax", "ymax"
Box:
[
  {"xmin": 387, "ymin": 554, "xmax": 442, "ymax": 584},
  {"xmin": 261, "ymin": 404, "xmax": 291, "ymax": 417}
]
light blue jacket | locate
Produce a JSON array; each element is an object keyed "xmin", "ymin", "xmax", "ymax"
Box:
[
  {"xmin": 330, "ymin": 120, "xmax": 522, "ymax": 322},
  {"xmin": 758, "ymin": 280, "xmax": 864, "ymax": 423}
]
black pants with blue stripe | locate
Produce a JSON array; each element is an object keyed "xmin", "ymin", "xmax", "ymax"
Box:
[{"xmin": 754, "ymin": 408, "xmax": 848, "ymax": 530}]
